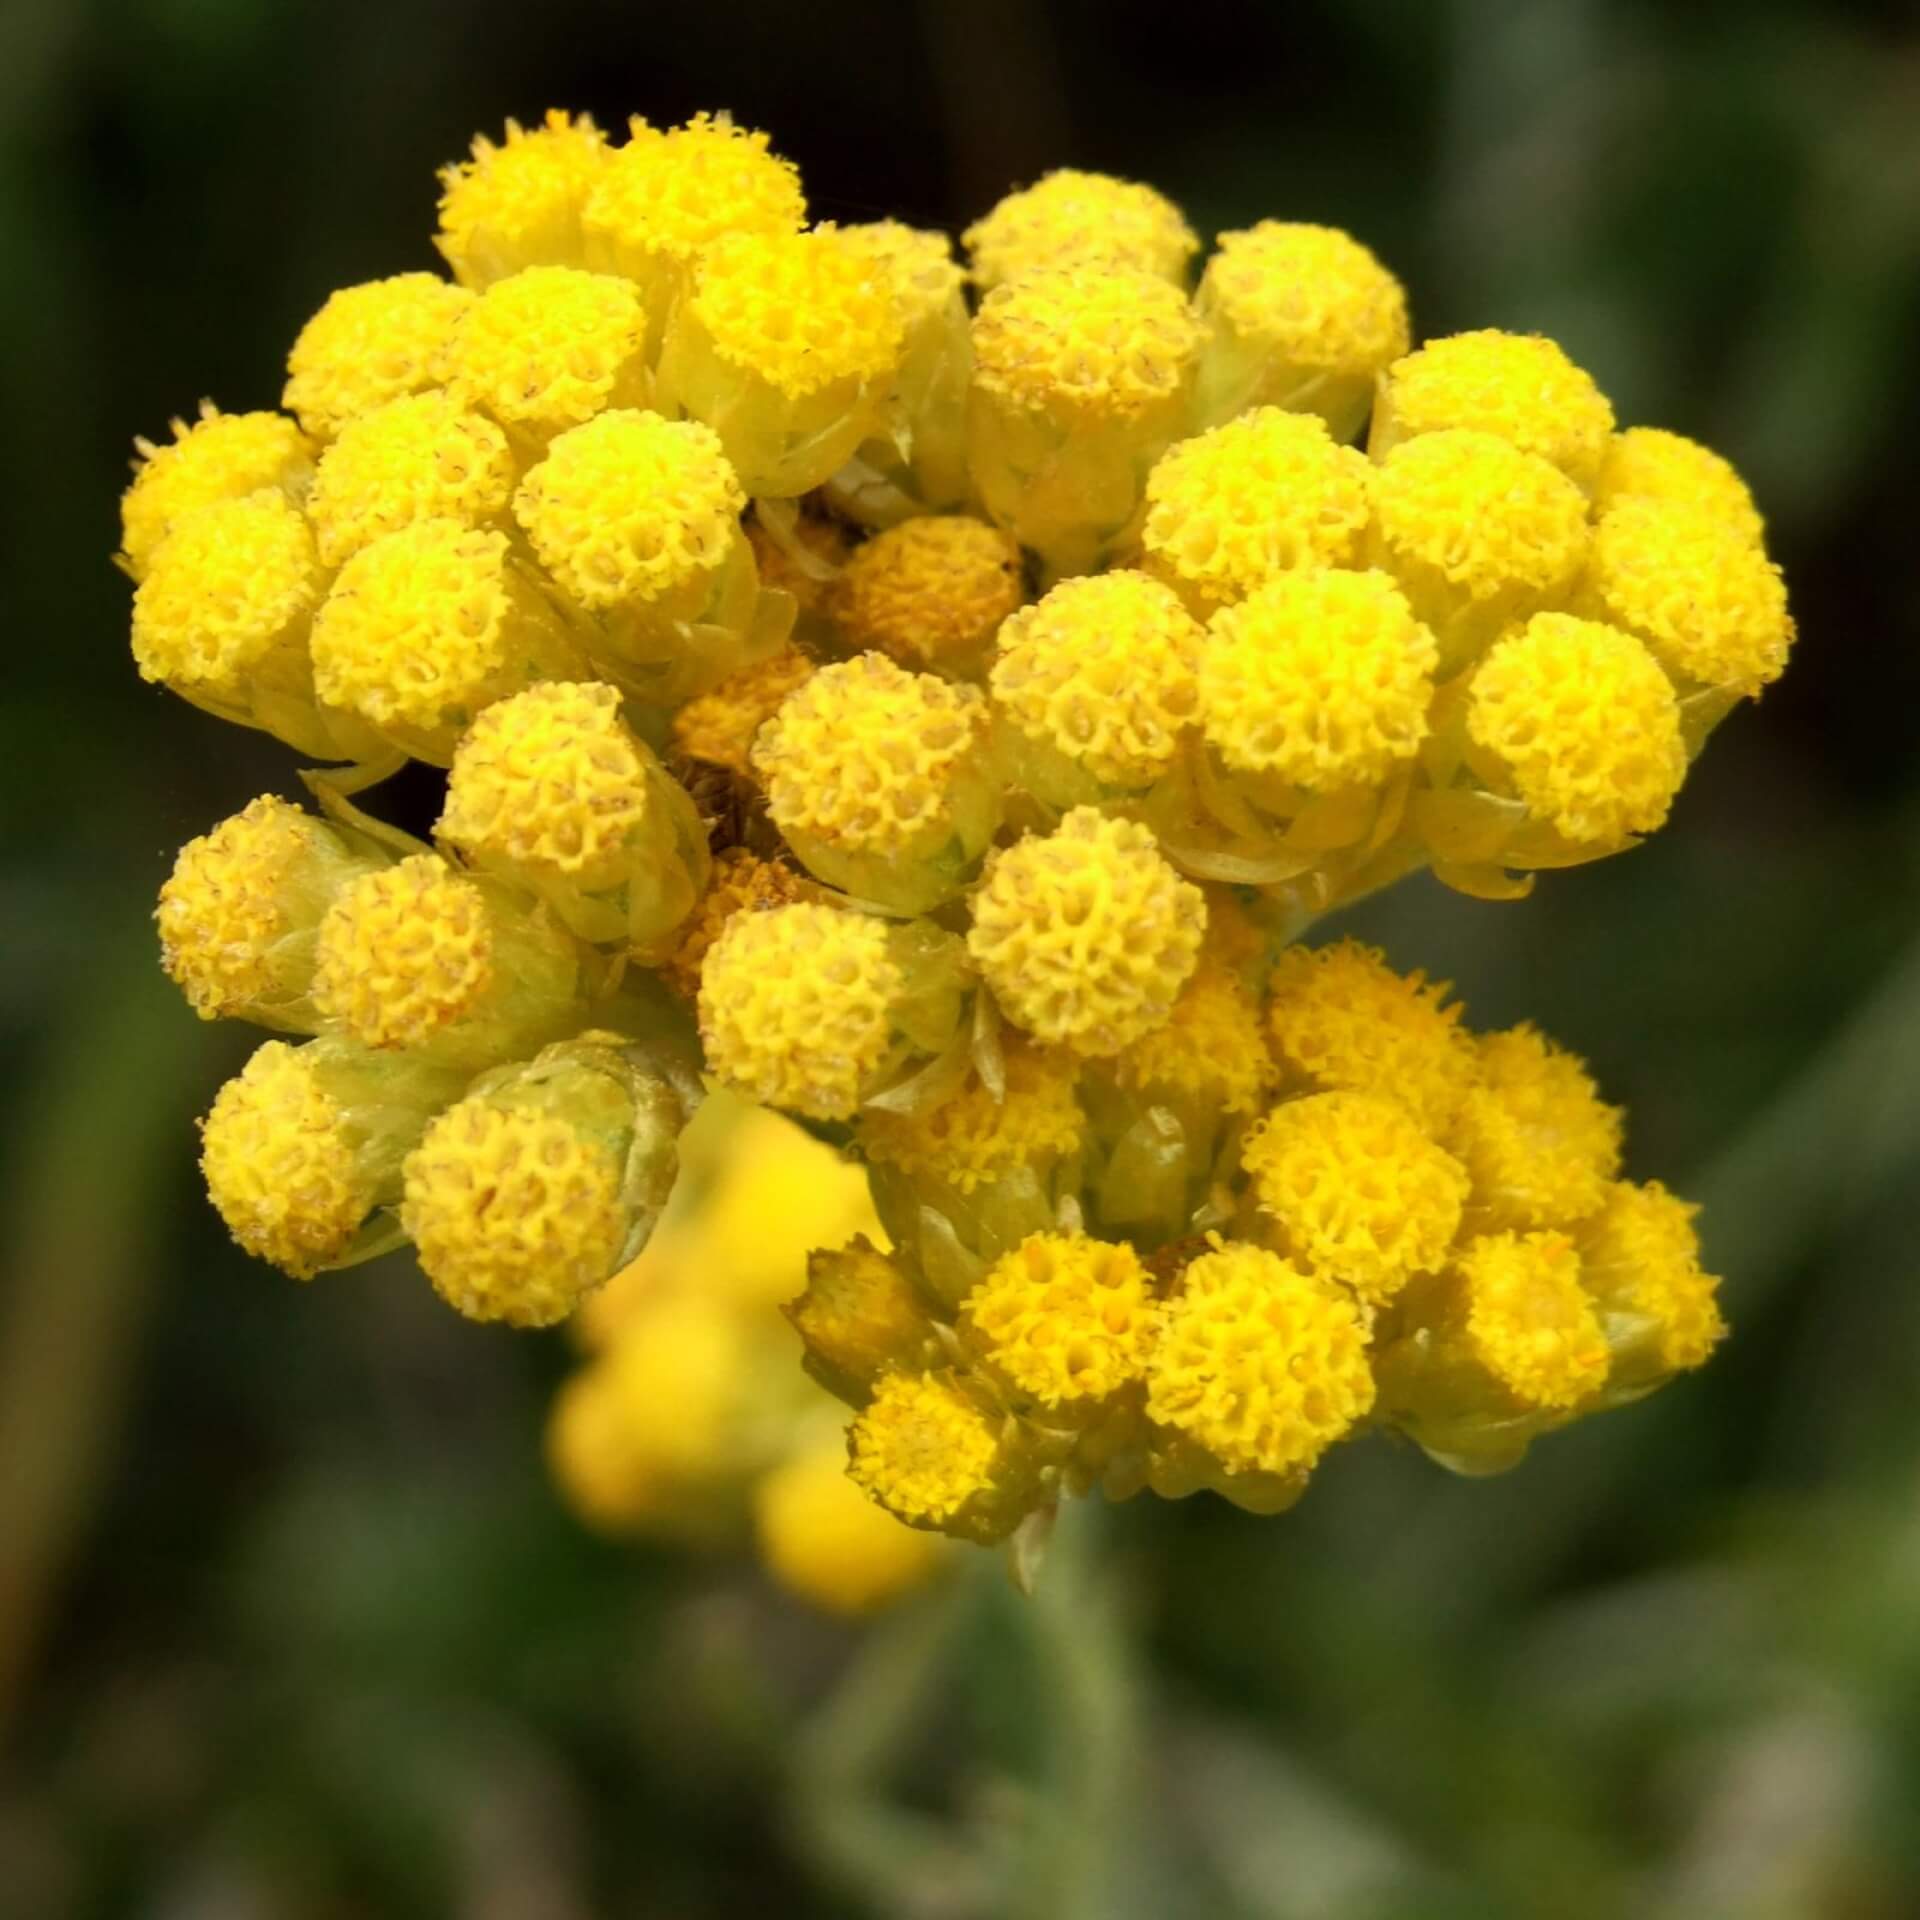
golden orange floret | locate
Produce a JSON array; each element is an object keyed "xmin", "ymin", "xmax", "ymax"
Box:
[
  {"xmin": 311, "ymin": 855, "xmax": 492, "ymax": 1051},
  {"xmin": 964, "ymin": 168, "xmax": 1199, "ymax": 291},
  {"xmin": 1110, "ymin": 962, "xmax": 1275, "ymax": 1115},
  {"xmin": 307, "ymin": 391, "xmax": 515, "ymax": 567},
  {"xmin": 1147, "ymin": 1241, "xmax": 1375, "ymax": 1476},
  {"xmin": 671, "ymin": 647, "xmax": 816, "ymax": 777},
  {"xmin": 1142, "ymin": 407, "xmax": 1373, "ymax": 608},
  {"xmin": 440, "ymin": 680, "xmax": 649, "ymax": 877},
  {"xmin": 1579, "ymin": 498, "xmax": 1793, "ymax": 697},
  {"xmin": 971, "ymin": 263, "xmax": 1204, "ymax": 420},
  {"xmin": 848, "ymin": 1370, "xmax": 1006, "ymax": 1526},
  {"xmin": 199, "ymin": 1042, "xmax": 366, "ymax": 1278},
  {"xmin": 839, "ymin": 220, "xmax": 964, "ymax": 325},
  {"xmin": 401, "ymin": 1099, "xmax": 625, "ymax": 1326},
  {"xmin": 989, "ymin": 570, "xmax": 1202, "ymax": 787},
  {"xmin": 1264, "ymin": 937, "xmax": 1478, "ymax": 1133},
  {"xmin": 697, "ymin": 902, "xmax": 903, "ymax": 1120},
  {"xmin": 830, "ymin": 516, "xmax": 1024, "ymax": 670},
  {"xmin": 967, "ymin": 808, "xmax": 1206, "ymax": 1058},
  {"xmin": 863, "ymin": 1041, "xmax": 1084, "ymax": 1195},
  {"xmin": 1242, "ymin": 1091, "xmax": 1467, "ymax": 1304},
  {"xmin": 1200, "ymin": 568, "xmax": 1437, "ymax": 790},
  {"xmin": 1451, "ymin": 1025, "xmax": 1623, "ymax": 1231},
  {"xmin": 661, "ymin": 851, "xmax": 820, "ymax": 1000},
  {"xmin": 283, "ymin": 273, "xmax": 475, "ymax": 440},
  {"xmin": 435, "ymin": 109, "xmax": 609, "ymax": 286},
  {"xmin": 120, "ymin": 406, "xmax": 315, "ymax": 581},
  {"xmin": 582, "ymin": 112, "xmax": 805, "ymax": 270},
  {"xmin": 688, "ymin": 228, "xmax": 903, "ymax": 398},
  {"xmin": 514, "ymin": 408, "xmax": 744, "ymax": 610},
  {"xmin": 445, "ymin": 266, "xmax": 647, "ymax": 438},
  {"xmin": 753, "ymin": 1443, "xmax": 946, "ymax": 1614},
  {"xmin": 754, "ymin": 653, "xmax": 987, "ymax": 857},
  {"xmin": 1467, "ymin": 613, "xmax": 1686, "ymax": 845},
  {"xmin": 1593, "ymin": 427, "xmax": 1765, "ymax": 548},
  {"xmin": 1375, "ymin": 329, "xmax": 1614, "ymax": 489},
  {"xmin": 1582, "ymin": 1180, "xmax": 1726, "ymax": 1371},
  {"xmin": 130, "ymin": 491, "xmax": 321, "ymax": 696},
  {"xmin": 1456, "ymin": 1230, "xmax": 1609, "ymax": 1409}
]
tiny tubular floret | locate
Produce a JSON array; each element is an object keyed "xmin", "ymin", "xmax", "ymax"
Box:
[
  {"xmin": 964, "ymin": 168, "xmax": 1199, "ymax": 291},
  {"xmin": 1456, "ymin": 1229, "xmax": 1609, "ymax": 1409},
  {"xmin": 671, "ymin": 648, "xmax": 817, "ymax": 777},
  {"xmin": 1110, "ymin": 963, "xmax": 1276, "ymax": 1116},
  {"xmin": 1581, "ymin": 1180, "xmax": 1726, "ymax": 1373},
  {"xmin": 283, "ymin": 273, "xmax": 476, "ymax": 440},
  {"xmin": 848, "ymin": 1371, "xmax": 1006, "ymax": 1527},
  {"xmin": 435, "ymin": 109, "xmax": 610, "ymax": 287},
  {"xmin": 830, "ymin": 516, "xmax": 1024, "ymax": 670},
  {"xmin": 1593, "ymin": 427, "xmax": 1766, "ymax": 548}
]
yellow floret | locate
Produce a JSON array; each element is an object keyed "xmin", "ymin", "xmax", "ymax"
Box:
[
  {"xmin": 1142, "ymin": 407, "xmax": 1374, "ymax": 610},
  {"xmin": 971, "ymin": 263, "xmax": 1204, "ymax": 420},
  {"xmin": 839, "ymin": 220, "xmax": 965, "ymax": 328},
  {"xmin": 1578, "ymin": 498, "xmax": 1793, "ymax": 697},
  {"xmin": 848, "ymin": 1371, "xmax": 1007, "ymax": 1527},
  {"xmin": 698, "ymin": 903, "xmax": 902, "ymax": 1120},
  {"xmin": 435, "ymin": 109, "xmax": 609, "ymax": 287},
  {"xmin": 989, "ymin": 570, "xmax": 1202, "ymax": 787},
  {"xmin": 310, "ymin": 855, "xmax": 492, "ymax": 1051},
  {"xmin": 445, "ymin": 266, "xmax": 648, "ymax": 439},
  {"xmin": 661, "ymin": 851, "xmax": 821, "ymax": 1000},
  {"xmin": 1450, "ymin": 1024, "xmax": 1623, "ymax": 1231},
  {"xmin": 1200, "ymin": 568, "xmax": 1437, "ymax": 790},
  {"xmin": 402, "ymin": 1099, "xmax": 626, "ymax": 1326},
  {"xmin": 200, "ymin": 1041, "xmax": 367, "ymax": 1278},
  {"xmin": 963, "ymin": 168, "xmax": 1199, "ymax": 291},
  {"xmin": 754, "ymin": 653, "xmax": 987, "ymax": 858},
  {"xmin": 754, "ymin": 1444, "xmax": 946, "ymax": 1614},
  {"xmin": 1110, "ymin": 963, "xmax": 1276, "ymax": 1116},
  {"xmin": 130, "ymin": 492, "xmax": 321, "ymax": 697},
  {"xmin": 1242, "ymin": 1091, "xmax": 1467, "ymax": 1304},
  {"xmin": 672, "ymin": 647, "xmax": 817, "ymax": 777},
  {"xmin": 1264, "ymin": 937, "xmax": 1478, "ymax": 1134},
  {"xmin": 1456, "ymin": 1230, "xmax": 1609, "ymax": 1409},
  {"xmin": 967, "ymin": 808, "xmax": 1206, "ymax": 1057},
  {"xmin": 1373, "ymin": 329, "xmax": 1614, "ymax": 490},
  {"xmin": 1582, "ymin": 1180, "xmax": 1726, "ymax": 1372},
  {"xmin": 1467, "ymin": 613, "xmax": 1686, "ymax": 845},
  {"xmin": 1147, "ymin": 1241, "xmax": 1374, "ymax": 1477},
  {"xmin": 830, "ymin": 517, "xmax": 1025, "ymax": 671},
  {"xmin": 307, "ymin": 391, "xmax": 515, "ymax": 567},
  {"xmin": 283, "ymin": 273, "xmax": 475, "ymax": 440},
  {"xmin": 120, "ymin": 406, "xmax": 315, "ymax": 581},
  {"xmin": 514, "ymin": 408, "xmax": 745, "ymax": 610},
  {"xmin": 1593, "ymin": 427, "xmax": 1765, "ymax": 548}
]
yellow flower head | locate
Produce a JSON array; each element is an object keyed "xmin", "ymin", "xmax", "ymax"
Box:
[
  {"xmin": 697, "ymin": 902, "xmax": 903, "ymax": 1120},
  {"xmin": 307, "ymin": 391, "xmax": 515, "ymax": 567},
  {"xmin": 1110, "ymin": 962, "xmax": 1276, "ymax": 1116},
  {"xmin": 435, "ymin": 109, "xmax": 610, "ymax": 287},
  {"xmin": 971, "ymin": 263, "xmax": 1204, "ymax": 421},
  {"xmin": 130, "ymin": 491, "xmax": 321, "ymax": 698},
  {"xmin": 672, "ymin": 648, "xmax": 817, "ymax": 778},
  {"xmin": 1147, "ymin": 1240, "xmax": 1375, "ymax": 1477},
  {"xmin": 445, "ymin": 266, "xmax": 649, "ymax": 439},
  {"xmin": 753, "ymin": 1443, "xmax": 947, "ymax": 1614},
  {"xmin": 1456, "ymin": 1229, "xmax": 1609, "ymax": 1409},
  {"xmin": 1593, "ymin": 427, "xmax": 1765, "ymax": 548},
  {"xmin": 830, "ymin": 516, "xmax": 1025, "ymax": 671},
  {"xmin": 1265, "ymin": 937, "xmax": 1478, "ymax": 1134},
  {"xmin": 283, "ymin": 273, "xmax": 475, "ymax": 440},
  {"xmin": 967, "ymin": 808, "xmax": 1206, "ymax": 1057},
  {"xmin": 839, "ymin": 220, "xmax": 965, "ymax": 328},
  {"xmin": 1451, "ymin": 1024, "xmax": 1623, "ymax": 1231},
  {"xmin": 661, "ymin": 850, "xmax": 821, "ymax": 1000},
  {"xmin": 963, "ymin": 168, "xmax": 1199, "ymax": 291},
  {"xmin": 120, "ymin": 405, "xmax": 315, "ymax": 582},
  {"xmin": 754, "ymin": 653, "xmax": 988, "ymax": 858},
  {"xmin": 848, "ymin": 1370, "xmax": 1008, "ymax": 1527},
  {"xmin": 1200, "ymin": 568, "xmax": 1437, "ymax": 790},
  {"xmin": 1579, "ymin": 498, "xmax": 1793, "ymax": 697},
  {"xmin": 1374, "ymin": 329, "xmax": 1614, "ymax": 490},
  {"xmin": 989, "ymin": 570, "xmax": 1202, "ymax": 788},
  {"xmin": 514, "ymin": 408, "xmax": 744, "ymax": 611},
  {"xmin": 1142, "ymin": 407, "xmax": 1374, "ymax": 611},
  {"xmin": 1582, "ymin": 1179, "xmax": 1726, "ymax": 1372},
  {"xmin": 1467, "ymin": 613, "xmax": 1687, "ymax": 846},
  {"xmin": 1242, "ymin": 1090, "xmax": 1467, "ymax": 1303}
]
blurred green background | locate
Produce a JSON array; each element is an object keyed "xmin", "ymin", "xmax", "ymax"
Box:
[{"xmin": 5, "ymin": 1, "xmax": 1920, "ymax": 1913}]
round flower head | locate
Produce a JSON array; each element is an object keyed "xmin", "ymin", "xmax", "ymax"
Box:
[
  {"xmin": 672, "ymin": 647, "xmax": 817, "ymax": 778},
  {"xmin": 840, "ymin": 220, "xmax": 965, "ymax": 330},
  {"xmin": 1147, "ymin": 1241, "xmax": 1375, "ymax": 1477},
  {"xmin": 307, "ymin": 391, "xmax": 515, "ymax": 567},
  {"xmin": 283, "ymin": 273, "xmax": 475, "ymax": 440},
  {"xmin": 1110, "ymin": 962, "xmax": 1276, "ymax": 1117},
  {"xmin": 120, "ymin": 406, "xmax": 315, "ymax": 582},
  {"xmin": 661, "ymin": 851, "xmax": 821, "ymax": 1000},
  {"xmin": 968, "ymin": 808, "xmax": 1206, "ymax": 1058},
  {"xmin": 1593, "ymin": 427, "xmax": 1766, "ymax": 548},
  {"xmin": 1455, "ymin": 1230, "xmax": 1609, "ymax": 1410},
  {"xmin": 1200, "ymin": 569, "xmax": 1438, "ymax": 791},
  {"xmin": 1371, "ymin": 329, "xmax": 1615, "ymax": 491},
  {"xmin": 829, "ymin": 517, "xmax": 1025, "ymax": 672},
  {"xmin": 963, "ymin": 168, "xmax": 1199, "ymax": 291},
  {"xmin": 1581, "ymin": 1180, "xmax": 1726, "ymax": 1377},
  {"xmin": 1264, "ymin": 938, "xmax": 1478, "ymax": 1134},
  {"xmin": 848, "ymin": 1370, "xmax": 1014, "ymax": 1535},
  {"xmin": 1466, "ymin": 613, "xmax": 1687, "ymax": 846},
  {"xmin": 435, "ymin": 109, "xmax": 610, "ymax": 287},
  {"xmin": 990, "ymin": 570, "xmax": 1202, "ymax": 792},
  {"xmin": 1142, "ymin": 407, "xmax": 1374, "ymax": 611},
  {"xmin": 752, "ymin": 1443, "xmax": 947, "ymax": 1615},
  {"xmin": 1578, "ymin": 498, "xmax": 1793, "ymax": 697}
]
